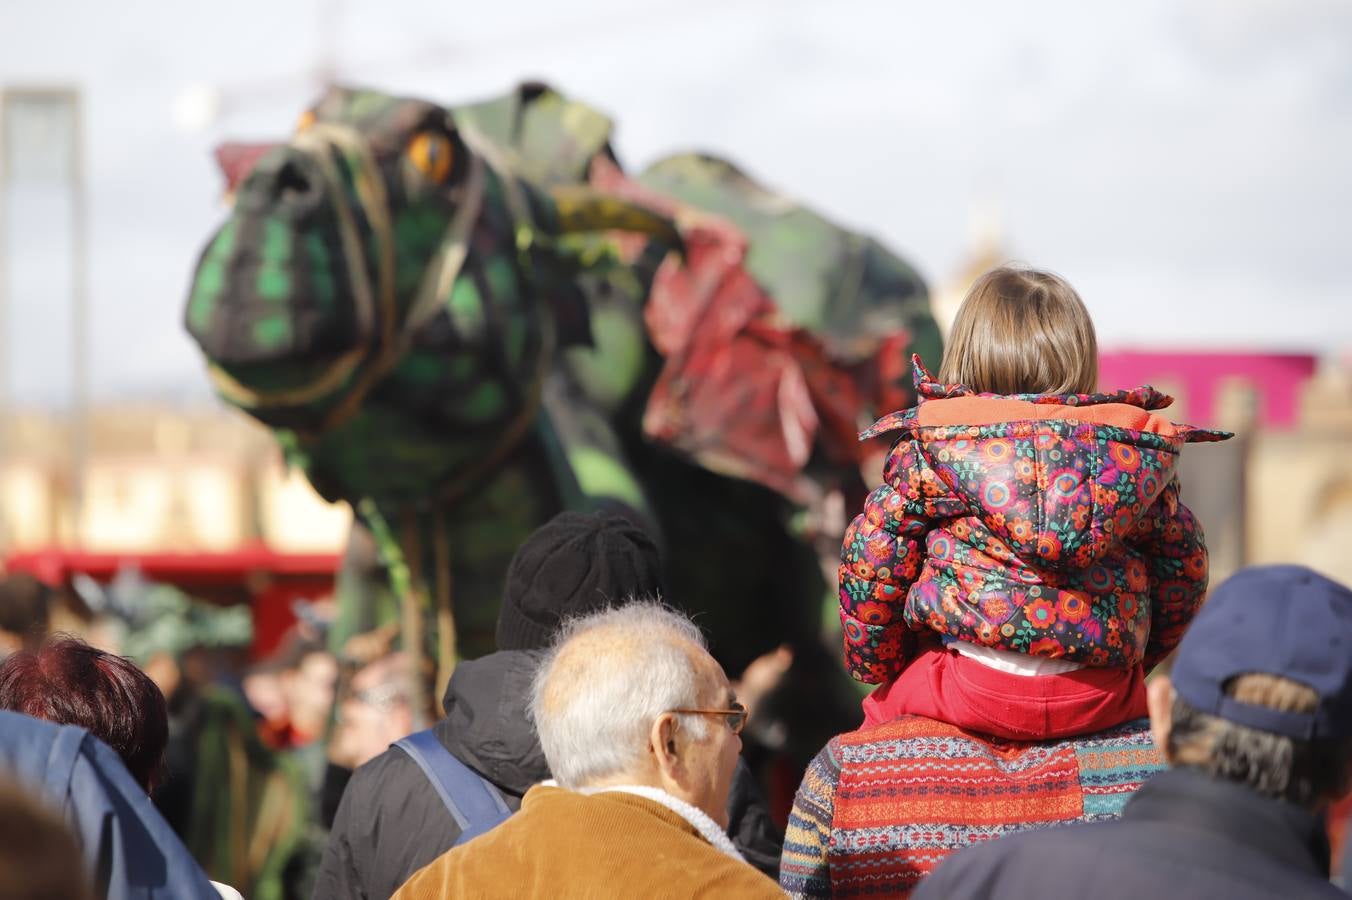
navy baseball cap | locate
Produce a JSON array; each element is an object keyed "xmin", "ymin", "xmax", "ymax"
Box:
[{"xmin": 1171, "ymin": 564, "xmax": 1352, "ymax": 740}]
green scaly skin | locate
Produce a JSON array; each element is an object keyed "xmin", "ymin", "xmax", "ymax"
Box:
[{"xmin": 186, "ymin": 86, "xmax": 672, "ymax": 659}]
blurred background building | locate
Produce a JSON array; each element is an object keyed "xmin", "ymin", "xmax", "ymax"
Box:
[{"xmin": 0, "ymin": 407, "xmax": 348, "ymax": 553}]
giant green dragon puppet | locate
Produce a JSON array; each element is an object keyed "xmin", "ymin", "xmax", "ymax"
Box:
[{"xmin": 185, "ymin": 82, "xmax": 941, "ymax": 722}]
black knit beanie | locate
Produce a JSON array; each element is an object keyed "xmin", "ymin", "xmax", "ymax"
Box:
[{"xmin": 494, "ymin": 511, "xmax": 665, "ymax": 651}]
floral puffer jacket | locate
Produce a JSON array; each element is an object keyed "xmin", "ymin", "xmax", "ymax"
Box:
[{"xmin": 840, "ymin": 358, "xmax": 1231, "ymax": 684}]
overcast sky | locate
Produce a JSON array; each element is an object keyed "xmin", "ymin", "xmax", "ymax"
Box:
[{"xmin": 1, "ymin": 0, "xmax": 1350, "ymax": 406}]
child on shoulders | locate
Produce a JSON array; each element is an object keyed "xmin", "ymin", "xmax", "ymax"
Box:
[{"xmin": 839, "ymin": 265, "xmax": 1230, "ymax": 737}]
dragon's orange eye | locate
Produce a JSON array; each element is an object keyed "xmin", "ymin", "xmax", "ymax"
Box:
[
  {"xmin": 296, "ymin": 109, "xmax": 317, "ymax": 134},
  {"xmin": 406, "ymin": 132, "xmax": 453, "ymax": 184}
]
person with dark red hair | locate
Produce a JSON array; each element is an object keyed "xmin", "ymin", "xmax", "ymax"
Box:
[{"xmin": 0, "ymin": 637, "xmax": 168, "ymax": 792}]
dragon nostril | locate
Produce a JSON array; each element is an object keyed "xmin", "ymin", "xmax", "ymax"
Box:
[{"xmin": 275, "ymin": 159, "xmax": 313, "ymax": 199}]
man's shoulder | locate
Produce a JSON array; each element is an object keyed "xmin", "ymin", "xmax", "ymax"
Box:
[
  {"xmin": 350, "ymin": 742, "xmax": 421, "ymax": 788},
  {"xmin": 337, "ymin": 740, "xmax": 460, "ymax": 834},
  {"xmin": 836, "ymin": 714, "xmax": 987, "ymax": 752},
  {"xmin": 842, "ymin": 713, "xmax": 1153, "ymax": 747},
  {"xmin": 491, "ymin": 788, "xmax": 785, "ymax": 898},
  {"xmin": 323, "ymin": 740, "xmax": 467, "ymax": 900},
  {"xmin": 697, "ymin": 856, "xmax": 790, "ymax": 898},
  {"xmin": 831, "ymin": 714, "xmax": 1157, "ymax": 789}
]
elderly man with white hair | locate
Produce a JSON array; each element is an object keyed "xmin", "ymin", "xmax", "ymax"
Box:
[{"xmin": 392, "ymin": 601, "xmax": 785, "ymax": 898}]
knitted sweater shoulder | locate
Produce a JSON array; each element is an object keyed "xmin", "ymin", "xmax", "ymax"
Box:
[
  {"xmin": 393, "ymin": 785, "xmax": 783, "ymax": 899},
  {"xmin": 781, "ymin": 715, "xmax": 1163, "ymax": 898}
]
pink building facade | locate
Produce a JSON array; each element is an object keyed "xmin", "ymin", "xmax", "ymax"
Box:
[{"xmin": 1099, "ymin": 351, "xmax": 1317, "ymax": 431}]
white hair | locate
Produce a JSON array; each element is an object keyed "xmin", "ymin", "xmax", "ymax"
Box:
[{"xmin": 529, "ymin": 600, "xmax": 713, "ymax": 788}]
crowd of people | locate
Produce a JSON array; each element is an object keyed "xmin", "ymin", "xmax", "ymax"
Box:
[{"xmin": 0, "ymin": 265, "xmax": 1350, "ymax": 898}]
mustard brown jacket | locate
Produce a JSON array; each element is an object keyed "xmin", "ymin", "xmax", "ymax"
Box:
[{"xmin": 393, "ymin": 785, "xmax": 785, "ymax": 899}]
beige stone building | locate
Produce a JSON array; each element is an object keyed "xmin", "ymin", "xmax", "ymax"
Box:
[
  {"xmin": 0, "ymin": 406, "xmax": 349, "ymax": 557},
  {"xmin": 1245, "ymin": 367, "xmax": 1352, "ymax": 586}
]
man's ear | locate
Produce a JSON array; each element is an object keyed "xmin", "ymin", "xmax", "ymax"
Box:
[
  {"xmin": 648, "ymin": 713, "xmax": 681, "ymax": 774},
  {"xmin": 1146, "ymin": 675, "xmax": 1174, "ymax": 761}
]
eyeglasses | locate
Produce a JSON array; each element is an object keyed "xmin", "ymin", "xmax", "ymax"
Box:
[{"xmin": 669, "ymin": 700, "xmax": 747, "ymax": 735}]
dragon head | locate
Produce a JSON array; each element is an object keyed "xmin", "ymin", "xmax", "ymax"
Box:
[
  {"xmin": 186, "ymin": 85, "xmax": 681, "ymax": 440},
  {"xmin": 185, "ymin": 86, "xmax": 495, "ymax": 426}
]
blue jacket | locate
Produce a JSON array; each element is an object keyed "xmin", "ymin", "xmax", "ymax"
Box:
[
  {"xmin": 914, "ymin": 766, "xmax": 1343, "ymax": 900},
  {"xmin": 0, "ymin": 709, "xmax": 218, "ymax": 900}
]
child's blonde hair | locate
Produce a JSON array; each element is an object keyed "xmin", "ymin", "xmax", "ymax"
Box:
[{"xmin": 940, "ymin": 265, "xmax": 1098, "ymax": 395}]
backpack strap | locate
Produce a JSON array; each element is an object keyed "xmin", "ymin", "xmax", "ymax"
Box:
[{"xmin": 394, "ymin": 728, "xmax": 512, "ymax": 845}]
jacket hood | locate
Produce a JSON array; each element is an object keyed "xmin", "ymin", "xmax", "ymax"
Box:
[
  {"xmin": 862, "ymin": 357, "xmax": 1232, "ymax": 570},
  {"xmin": 435, "ymin": 649, "xmax": 549, "ymax": 797},
  {"xmin": 862, "ymin": 356, "xmax": 1232, "ymax": 444}
]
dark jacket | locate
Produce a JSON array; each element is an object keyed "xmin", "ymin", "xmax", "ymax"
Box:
[
  {"xmin": 0, "ymin": 710, "xmax": 219, "ymax": 900},
  {"xmin": 914, "ymin": 767, "xmax": 1344, "ymax": 900},
  {"xmin": 314, "ymin": 649, "xmax": 782, "ymax": 899},
  {"xmin": 314, "ymin": 650, "xmax": 548, "ymax": 900}
]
